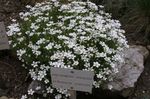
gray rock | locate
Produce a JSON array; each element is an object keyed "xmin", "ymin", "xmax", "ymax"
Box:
[
  {"xmin": 28, "ymin": 80, "xmax": 46, "ymax": 94},
  {"xmin": 130, "ymin": 45, "xmax": 149, "ymax": 60},
  {"xmin": 106, "ymin": 45, "xmax": 148, "ymax": 97}
]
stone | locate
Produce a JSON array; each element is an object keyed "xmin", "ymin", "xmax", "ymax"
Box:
[
  {"xmin": 129, "ymin": 54, "xmax": 150, "ymax": 99},
  {"xmin": 28, "ymin": 80, "xmax": 45, "ymax": 94},
  {"xmin": 105, "ymin": 45, "xmax": 148, "ymax": 97},
  {"xmin": 130, "ymin": 45, "xmax": 149, "ymax": 60},
  {"xmin": 0, "ymin": 96, "xmax": 8, "ymax": 99}
]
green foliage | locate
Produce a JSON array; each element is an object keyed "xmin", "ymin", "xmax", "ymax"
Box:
[
  {"xmin": 135, "ymin": 0, "xmax": 150, "ymax": 16},
  {"xmin": 101, "ymin": 0, "xmax": 129, "ymax": 18},
  {"xmin": 120, "ymin": 0, "xmax": 150, "ymax": 44}
]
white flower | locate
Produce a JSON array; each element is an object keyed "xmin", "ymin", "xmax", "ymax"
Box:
[
  {"xmin": 7, "ymin": 23, "xmax": 20, "ymax": 36},
  {"xmin": 55, "ymin": 94, "xmax": 62, "ymax": 99},
  {"xmin": 37, "ymin": 70, "xmax": 46, "ymax": 81},
  {"xmin": 11, "ymin": 19, "xmax": 16, "ymax": 22},
  {"xmin": 28, "ymin": 89, "xmax": 35, "ymax": 95},
  {"xmin": 54, "ymin": 44, "xmax": 61, "ymax": 49},
  {"xmin": 36, "ymin": 38, "xmax": 45, "ymax": 45},
  {"xmin": 31, "ymin": 61, "xmax": 39, "ymax": 68},
  {"xmin": 26, "ymin": 5, "xmax": 32, "ymax": 9},
  {"xmin": 44, "ymin": 79, "xmax": 49, "ymax": 84},
  {"xmin": 47, "ymin": 87, "xmax": 54, "ymax": 93},
  {"xmin": 21, "ymin": 95, "xmax": 27, "ymax": 99},
  {"xmin": 73, "ymin": 61, "xmax": 79, "ymax": 66},
  {"xmin": 93, "ymin": 81, "xmax": 100, "ymax": 88},
  {"xmin": 96, "ymin": 52, "xmax": 106, "ymax": 58},
  {"xmin": 93, "ymin": 62, "xmax": 100, "ymax": 68},
  {"xmin": 96, "ymin": 73, "xmax": 103, "ymax": 79},
  {"xmin": 17, "ymin": 49, "xmax": 26, "ymax": 58},
  {"xmin": 45, "ymin": 43, "xmax": 54, "ymax": 50},
  {"xmin": 108, "ymin": 84, "xmax": 113, "ymax": 90},
  {"xmin": 36, "ymin": 86, "xmax": 41, "ymax": 90},
  {"xmin": 29, "ymin": 69, "xmax": 37, "ymax": 80},
  {"xmin": 87, "ymin": 1, "xmax": 98, "ymax": 10}
]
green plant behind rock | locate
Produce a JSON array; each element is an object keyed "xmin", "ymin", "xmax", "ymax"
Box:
[
  {"xmin": 121, "ymin": 0, "xmax": 150, "ymax": 44},
  {"xmin": 102, "ymin": 0, "xmax": 129, "ymax": 18},
  {"xmin": 136, "ymin": 0, "xmax": 150, "ymax": 17}
]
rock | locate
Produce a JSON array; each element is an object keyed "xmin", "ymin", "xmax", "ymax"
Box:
[
  {"xmin": 0, "ymin": 96, "xmax": 8, "ymax": 99},
  {"xmin": 129, "ymin": 54, "xmax": 150, "ymax": 99},
  {"xmin": 106, "ymin": 45, "xmax": 148, "ymax": 97},
  {"xmin": 28, "ymin": 80, "xmax": 45, "ymax": 94},
  {"xmin": 130, "ymin": 45, "xmax": 149, "ymax": 60}
]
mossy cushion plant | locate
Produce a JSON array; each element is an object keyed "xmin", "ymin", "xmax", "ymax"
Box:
[{"xmin": 7, "ymin": 0, "xmax": 128, "ymax": 99}]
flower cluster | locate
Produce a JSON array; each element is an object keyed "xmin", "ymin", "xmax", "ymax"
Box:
[{"xmin": 7, "ymin": 0, "xmax": 128, "ymax": 99}]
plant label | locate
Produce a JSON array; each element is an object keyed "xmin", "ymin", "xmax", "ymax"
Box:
[
  {"xmin": 51, "ymin": 67, "xmax": 94, "ymax": 93},
  {"xmin": 0, "ymin": 22, "xmax": 9, "ymax": 50}
]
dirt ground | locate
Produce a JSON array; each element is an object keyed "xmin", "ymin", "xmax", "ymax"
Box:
[
  {"xmin": 0, "ymin": 0, "xmax": 28, "ymax": 98},
  {"xmin": 0, "ymin": 51, "xmax": 29, "ymax": 98},
  {"xmin": 0, "ymin": 0, "xmax": 150, "ymax": 99}
]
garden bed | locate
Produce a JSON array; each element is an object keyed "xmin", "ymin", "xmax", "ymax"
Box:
[{"xmin": 0, "ymin": 0, "xmax": 150, "ymax": 99}]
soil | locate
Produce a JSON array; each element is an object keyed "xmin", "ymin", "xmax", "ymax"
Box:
[
  {"xmin": 0, "ymin": 0, "xmax": 28, "ymax": 98},
  {"xmin": 0, "ymin": 51, "xmax": 29, "ymax": 98},
  {"xmin": 0, "ymin": 0, "xmax": 150, "ymax": 99},
  {"xmin": 0, "ymin": 0, "xmax": 25, "ymax": 25}
]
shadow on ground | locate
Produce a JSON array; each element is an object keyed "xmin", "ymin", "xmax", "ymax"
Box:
[{"xmin": 77, "ymin": 89, "xmax": 127, "ymax": 99}]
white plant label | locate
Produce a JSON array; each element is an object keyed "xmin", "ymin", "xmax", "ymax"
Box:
[{"xmin": 51, "ymin": 67, "xmax": 94, "ymax": 93}]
